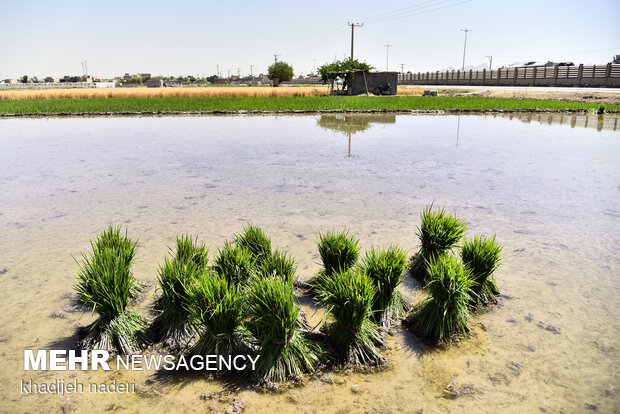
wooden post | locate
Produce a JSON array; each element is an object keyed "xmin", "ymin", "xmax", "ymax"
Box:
[
  {"xmin": 436, "ymin": 71, "xmax": 439, "ymax": 85},
  {"xmin": 482, "ymin": 69, "xmax": 486, "ymax": 85},
  {"xmin": 497, "ymin": 68, "xmax": 501, "ymax": 85},
  {"xmin": 426, "ymin": 71, "xmax": 430, "ymax": 85},
  {"xmin": 469, "ymin": 69, "xmax": 472, "ymax": 84},
  {"xmin": 532, "ymin": 67, "xmax": 537, "ymax": 86},
  {"xmin": 553, "ymin": 65, "xmax": 559, "ymax": 86},
  {"xmin": 577, "ymin": 64, "xmax": 583, "ymax": 87}
]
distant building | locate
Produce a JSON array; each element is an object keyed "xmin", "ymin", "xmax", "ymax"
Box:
[
  {"xmin": 213, "ymin": 78, "xmax": 228, "ymax": 85},
  {"xmin": 138, "ymin": 73, "xmax": 151, "ymax": 79},
  {"xmin": 44, "ymin": 77, "xmax": 60, "ymax": 83},
  {"xmin": 3, "ymin": 79, "xmax": 18, "ymax": 84},
  {"xmin": 145, "ymin": 79, "xmax": 164, "ymax": 88}
]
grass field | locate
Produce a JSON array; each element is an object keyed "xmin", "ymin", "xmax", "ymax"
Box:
[{"xmin": 0, "ymin": 95, "xmax": 616, "ymax": 115}]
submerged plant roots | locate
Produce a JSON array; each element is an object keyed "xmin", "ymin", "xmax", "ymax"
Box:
[
  {"xmin": 187, "ymin": 273, "xmax": 254, "ymax": 360},
  {"xmin": 316, "ymin": 268, "xmax": 386, "ymax": 367},
  {"xmin": 461, "ymin": 235, "xmax": 503, "ymax": 306},
  {"xmin": 75, "ymin": 249, "xmax": 147, "ymax": 354},
  {"xmin": 406, "ymin": 254, "xmax": 473, "ymax": 343},
  {"xmin": 246, "ymin": 278, "xmax": 325, "ymax": 382},
  {"xmin": 362, "ymin": 246, "xmax": 409, "ymax": 328},
  {"xmin": 410, "ymin": 205, "xmax": 468, "ymax": 281},
  {"xmin": 307, "ymin": 229, "xmax": 360, "ymax": 292}
]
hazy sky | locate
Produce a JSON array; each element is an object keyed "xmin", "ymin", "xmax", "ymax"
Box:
[{"xmin": 1, "ymin": 0, "xmax": 618, "ymax": 79}]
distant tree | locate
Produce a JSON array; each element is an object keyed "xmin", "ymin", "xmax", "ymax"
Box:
[
  {"xmin": 187, "ymin": 75, "xmax": 196, "ymax": 82},
  {"xmin": 21, "ymin": 75, "xmax": 28, "ymax": 83},
  {"xmin": 206, "ymin": 75, "xmax": 218, "ymax": 83},
  {"xmin": 267, "ymin": 61, "xmax": 294, "ymax": 82},
  {"xmin": 613, "ymin": 55, "xmax": 620, "ymax": 64}
]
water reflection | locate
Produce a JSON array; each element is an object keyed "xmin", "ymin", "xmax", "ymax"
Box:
[
  {"xmin": 317, "ymin": 114, "xmax": 396, "ymax": 157},
  {"xmin": 499, "ymin": 113, "xmax": 619, "ymax": 132}
]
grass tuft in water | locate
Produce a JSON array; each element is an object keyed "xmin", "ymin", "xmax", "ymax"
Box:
[
  {"xmin": 406, "ymin": 254, "xmax": 473, "ymax": 343},
  {"xmin": 362, "ymin": 246, "xmax": 409, "ymax": 328},
  {"xmin": 410, "ymin": 205, "xmax": 468, "ymax": 281},
  {"xmin": 187, "ymin": 273, "xmax": 254, "ymax": 359},
  {"xmin": 212, "ymin": 242, "xmax": 256, "ymax": 285},
  {"xmin": 461, "ymin": 235, "xmax": 503, "ymax": 306},
  {"xmin": 316, "ymin": 268, "xmax": 386, "ymax": 367},
  {"xmin": 75, "ymin": 249, "xmax": 147, "ymax": 354},
  {"xmin": 235, "ymin": 224, "xmax": 272, "ymax": 266},
  {"xmin": 245, "ymin": 277, "xmax": 325, "ymax": 382}
]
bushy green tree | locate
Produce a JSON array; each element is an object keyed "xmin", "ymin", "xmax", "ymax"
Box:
[
  {"xmin": 267, "ymin": 61, "xmax": 294, "ymax": 82},
  {"xmin": 317, "ymin": 58, "xmax": 374, "ymax": 89}
]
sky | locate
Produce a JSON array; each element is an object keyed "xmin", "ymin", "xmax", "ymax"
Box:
[{"xmin": 1, "ymin": 0, "xmax": 619, "ymax": 79}]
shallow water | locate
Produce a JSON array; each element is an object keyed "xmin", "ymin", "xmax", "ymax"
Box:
[{"xmin": 0, "ymin": 113, "xmax": 618, "ymax": 413}]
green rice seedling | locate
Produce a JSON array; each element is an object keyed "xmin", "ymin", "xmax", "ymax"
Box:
[
  {"xmin": 75, "ymin": 249, "xmax": 147, "ymax": 354},
  {"xmin": 173, "ymin": 234, "xmax": 209, "ymax": 271},
  {"xmin": 315, "ymin": 268, "xmax": 386, "ymax": 367},
  {"xmin": 245, "ymin": 277, "xmax": 325, "ymax": 382},
  {"xmin": 406, "ymin": 254, "xmax": 474, "ymax": 343},
  {"xmin": 212, "ymin": 242, "xmax": 256, "ymax": 285},
  {"xmin": 235, "ymin": 224, "xmax": 272, "ymax": 266},
  {"xmin": 410, "ymin": 205, "xmax": 468, "ymax": 281},
  {"xmin": 259, "ymin": 249, "xmax": 297, "ymax": 285},
  {"xmin": 461, "ymin": 235, "xmax": 503, "ymax": 306},
  {"xmin": 362, "ymin": 246, "xmax": 409, "ymax": 327},
  {"xmin": 152, "ymin": 258, "xmax": 203, "ymax": 347},
  {"xmin": 81, "ymin": 225, "xmax": 142, "ymax": 301},
  {"xmin": 307, "ymin": 229, "xmax": 360, "ymax": 292},
  {"xmin": 187, "ymin": 273, "xmax": 254, "ymax": 358}
]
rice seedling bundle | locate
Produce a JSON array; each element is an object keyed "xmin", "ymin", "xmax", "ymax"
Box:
[
  {"xmin": 245, "ymin": 277, "xmax": 325, "ymax": 382},
  {"xmin": 234, "ymin": 224, "xmax": 272, "ymax": 266},
  {"xmin": 75, "ymin": 249, "xmax": 147, "ymax": 354},
  {"xmin": 151, "ymin": 235, "xmax": 210, "ymax": 346},
  {"xmin": 78, "ymin": 225, "xmax": 142, "ymax": 301},
  {"xmin": 362, "ymin": 246, "xmax": 409, "ymax": 327},
  {"xmin": 212, "ymin": 242, "xmax": 256, "ymax": 285},
  {"xmin": 406, "ymin": 254, "xmax": 473, "ymax": 343},
  {"xmin": 174, "ymin": 234, "xmax": 209, "ymax": 271},
  {"xmin": 307, "ymin": 229, "xmax": 360, "ymax": 292},
  {"xmin": 461, "ymin": 235, "xmax": 502, "ymax": 306},
  {"xmin": 410, "ymin": 205, "xmax": 468, "ymax": 280},
  {"xmin": 259, "ymin": 249, "xmax": 297, "ymax": 285},
  {"xmin": 315, "ymin": 268, "xmax": 386, "ymax": 367},
  {"xmin": 187, "ymin": 273, "xmax": 254, "ymax": 358}
]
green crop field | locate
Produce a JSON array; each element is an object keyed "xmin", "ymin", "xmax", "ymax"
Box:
[{"xmin": 0, "ymin": 96, "xmax": 617, "ymax": 115}]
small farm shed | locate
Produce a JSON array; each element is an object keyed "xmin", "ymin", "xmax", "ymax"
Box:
[{"xmin": 328, "ymin": 70, "xmax": 398, "ymax": 96}]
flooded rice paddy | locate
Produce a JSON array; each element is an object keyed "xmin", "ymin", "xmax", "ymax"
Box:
[{"xmin": 0, "ymin": 113, "xmax": 618, "ymax": 413}]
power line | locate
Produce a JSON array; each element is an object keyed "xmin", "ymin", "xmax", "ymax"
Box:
[{"xmin": 360, "ymin": 0, "xmax": 471, "ymax": 25}]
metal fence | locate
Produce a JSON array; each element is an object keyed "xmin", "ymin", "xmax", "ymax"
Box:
[{"xmin": 398, "ymin": 63, "xmax": 620, "ymax": 87}]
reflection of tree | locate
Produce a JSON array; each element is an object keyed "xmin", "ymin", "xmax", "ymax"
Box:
[{"xmin": 317, "ymin": 114, "xmax": 397, "ymax": 157}]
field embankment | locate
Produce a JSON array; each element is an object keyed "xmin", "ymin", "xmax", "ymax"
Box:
[{"xmin": 0, "ymin": 95, "xmax": 617, "ymax": 116}]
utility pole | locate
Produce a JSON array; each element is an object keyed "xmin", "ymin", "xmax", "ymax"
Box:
[
  {"xmin": 486, "ymin": 55, "xmax": 492, "ymax": 69},
  {"xmin": 274, "ymin": 54, "xmax": 280, "ymax": 63},
  {"xmin": 85, "ymin": 61, "xmax": 88, "ymax": 76},
  {"xmin": 460, "ymin": 28, "xmax": 472, "ymax": 70},
  {"xmin": 384, "ymin": 44, "xmax": 391, "ymax": 71},
  {"xmin": 250, "ymin": 65, "xmax": 254, "ymax": 77},
  {"xmin": 216, "ymin": 64, "xmax": 219, "ymax": 78},
  {"xmin": 237, "ymin": 68, "xmax": 240, "ymax": 78},
  {"xmin": 313, "ymin": 59, "xmax": 317, "ymax": 75},
  {"xmin": 227, "ymin": 69, "xmax": 230, "ymax": 79},
  {"xmin": 400, "ymin": 63, "xmax": 405, "ymax": 74},
  {"xmin": 81, "ymin": 62, "xmax": 84, "ymax": 76},
  {"xmin": 347, "ymin": 22, "xmax": 363, "ymax": 60}
]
